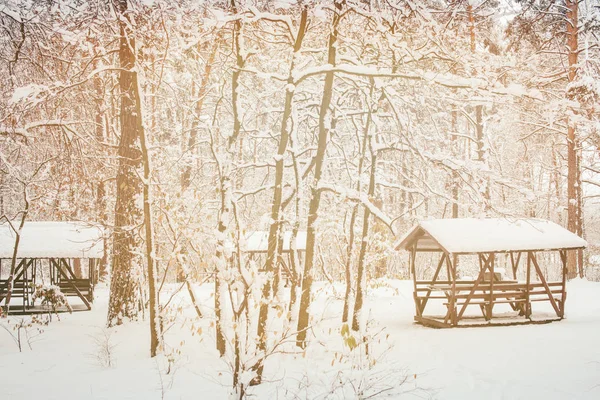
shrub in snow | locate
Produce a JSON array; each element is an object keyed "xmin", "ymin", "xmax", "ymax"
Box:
[
  {"xmin": 33, "ymin": 284, "xmax": 72, "ymax": 317},
  {"xmin": 90, "ymin": 328, "xmax": 116, "ymax": 368},
  {"xmin": 1, "ymin": 316, "xmax": 48, "ymax": 352}
]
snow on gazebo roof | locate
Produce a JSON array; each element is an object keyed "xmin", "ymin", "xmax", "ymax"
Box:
[
  {"xmin": 395, "ymin": 218, "xmax": 587, "ymax": 254},
  {"xmin": 245, "ymin": 231, "xmax": 307, "ymax": 253},
  {"xmin": 0, "ymin": 221, "xmax": 104, "ymax": 259}
]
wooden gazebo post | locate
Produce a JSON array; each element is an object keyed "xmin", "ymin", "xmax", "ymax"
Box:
[
  {"xmin": 525, "ymin": 251, "xmax": 532, "ymax": 318},
  {"xmin": 410, "ymin": 244, "xmax": 419, "ymax": 317},
  {"xmin": 446, "ymin": 252, "xmax": 457, "ymax": 326},
  {"xmin": 559, "ymin": 250, "xmax": 567, "ymax": 317},
  {"xmin": 488, "ymin": 252, "xmax": 495, "ymax": 320}
]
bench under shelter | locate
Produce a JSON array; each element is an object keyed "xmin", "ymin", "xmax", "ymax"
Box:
[
  {"xmin": 0, "ymin": 221, "xmax": 104, "ymax": 313},
  {"xmin": 395, "ymin": 218, "xmax": 587, "ymax": 328}
]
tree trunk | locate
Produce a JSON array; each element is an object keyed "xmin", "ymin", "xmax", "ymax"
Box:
[
  {"xmin": 94, "ymin": 68, "xmax": 109, "ymax": 281},
  {"xmin": 181, "ymin": 42, "xmax": 218, "ymax": 192},
  {"xmin": 138, "ymin": 79, "xmax": 161, "ymax": 357},
  {"xmin": 344, "ymin": 79, "xmax": 375, "ymax": 325},
  {"xmin": 2, "ymin": 190, "xmax": 28, "ymax": 315},
  {"xmin": 352, "ymin": 148, "xmax": 377, "ymax": 332},
  {"xmin": 287, "ymin": 131, "xmax": 303, "ymax": 324},
  {"xmin": 341, "ymin": 207, "xmax": 356, "ymax": 323},
  {"xmin": 254, "ymin": 7, "xmax": 308, "ymax": 381},
  {"xmin": 107, "ymin": 0, "xmax": 144, "ymax": 326},
  {"xmin": 452, "ymin": 105, "xmax": 459, "ymax": 218},
  {"xmin": 297, "ymin": 0, "xmax": 343, "ymax": 348},
  {"xmin": 451, "ymin": 96, "xmax": 459, "ymax": 268},
  {"xmin": 213, "ymin": 0, "xmax": 246, "ymax": 357},
  {"xmin": 468, "ymin": 3, "xmax": 489, "ymax": 210},
  {"xmin": 177, "ymin": 41, "xmax": 219, "ymax": 284},
  {"xmin": 565, "ymin": 0, "xmax": 581, "ymax": 279}
]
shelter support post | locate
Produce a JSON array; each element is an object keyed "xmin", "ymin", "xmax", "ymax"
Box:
[
  {"xmin": 419, "ymin": 252, "xmax": 447, "ymax": 316},
  {"xmin": 529, "ymin": 252, "xmax": 561, "ymax": 317},
  {"xmin": 559, "ymin": 250, "xmax": 567, "ymax": 317},
  {"xmin": 410, "ymin": 245, "xmax": 420, "ymax": 317},
  {"xmin": 485, "ymin": 253, "xmax": 496, "ymax": 321},
  {"xmin": 526, "ymin": 252, "xmax": 532, "ymax": 318},
  {"xmin": 446, "ymin": 253, "xmax": 457, "ymax": 326},
  {"xmin": 55, "ymin": 258, "xmax": 91, "ymax": 310},
  {"xmin": 456, "ymin": 253, "xmax": 493, "ymax": 321},
  {"xmin": 510, "ymin": 252, "xmax": 521, "ymax": 280}
]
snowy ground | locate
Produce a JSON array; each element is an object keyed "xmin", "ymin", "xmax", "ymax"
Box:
[{"xmin": 2, "ymin": 279, "xmax": 600, "ymax": 399}]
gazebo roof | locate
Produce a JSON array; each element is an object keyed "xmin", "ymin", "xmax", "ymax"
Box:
[
  {"xmin": 245, "ymin": 231, "xmax": 307, "ymax": 253},
  {"xmin": 0, "ymin": 221, "xmax": 104, "ymax": 259},
  {"xmin": 395, "ymin": 218, "xmax": 587, "ymax": 254}
]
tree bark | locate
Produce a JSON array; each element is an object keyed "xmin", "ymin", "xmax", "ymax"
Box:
[
  {"xmin": 254, "ymin": 7, "xmax": 308, "ymax": 381},
  {"xmin": 213, "ymin": 0, "xmax": 246, "ymax": 357},
  {"xmin": 352, "ymin": 139, "xmax": 377, "ymax": 332},
  {"xmin": 565, "ymin": 0, "xmax": 581, "ymax": 279},
  {"xmin": 296, "ymin": 0, "xmax": 343, "ymax": 348},
  {"xmin": 468, "ymin": 3, "xmax": 489, "ymax": 210},
  {"xmin": 181, "ymin": 42, "xmax": 218, "ymax": 192},
  {"xmin": 107, "ymin": 0, "xmax": 144, "ymax": 326},
  {"xmin": 177, "ymin": 41, "xmax": 219, "ymax": 284},
  {"xmin": 2, "ymin": 190, "xmax": 28, "ymax": 315},
  {"xmin": 138, "ymin": 79, "xmax": 161, "ymax": 357},
  {"xmin": 341, "ymin": 207, "xmax": 356, "ymax": 324},
  {"xmin": 94, "ymin": 70, "xmax": 109, "ymax": 282},
  {"xmin": 451, "ymin": 90, "xmax": 459, "ymax": 220},
  {"xmin": 344, "ymin": 80, "xmax": 374, "ymax": 325}
]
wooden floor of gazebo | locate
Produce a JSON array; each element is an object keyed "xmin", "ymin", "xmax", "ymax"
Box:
[
  {"xmin": 415, "ymin": 312, "xmax": 562, "ymax": 329},
  {"xmin": 5, "ymin": 303, "xmax": 91, "ymax": 315}
]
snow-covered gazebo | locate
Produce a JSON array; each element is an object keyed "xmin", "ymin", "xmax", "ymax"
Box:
[
  {"xmin": 0, "ymin": 222, "xmax": 104, "ymax": 312},
  {"xmin": 395, "ymin": 218, "xmax": 587, "ymax": 328},
  {"xmin": 244, "ymin": 231, "xmax": 306, "ymax": 284},
  {"xmin": 245, "ymin": 231, "xmax": 307, "ymax": 254}
]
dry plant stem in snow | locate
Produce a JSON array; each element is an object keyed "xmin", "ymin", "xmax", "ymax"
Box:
[
  {"xmin": 1, "ymin": 316, "xmax": 48, "ymax": 352},
  {"xmin": 91, "ymin": 328, "xmax": 116, "ymax": 368}
]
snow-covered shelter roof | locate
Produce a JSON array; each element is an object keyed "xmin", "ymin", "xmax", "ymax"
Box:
[
  {"xmin": 245, "ymin": 231, "xmax": 307, "ymax": 253},
  {"xmin": 0, "ymin": 221, "xmax": 104, "ymax": 259},
  {"xmin": 395, "ymin": 218, "xmax": 587, "ymax": 254}
]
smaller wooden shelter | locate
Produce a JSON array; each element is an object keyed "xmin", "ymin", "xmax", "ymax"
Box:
[
  {"xmin": 244, "ymin": 231, "xmax": 306, "ymax": 280},
  {"xmin": 0, "ymin": 222, "xmax": 104, "ymax": 312},
  {"xmin": 395, "ymin": 218, "xmax": 586, "ymax": 328}
]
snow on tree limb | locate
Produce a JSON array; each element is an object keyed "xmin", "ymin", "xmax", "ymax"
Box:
[{"xmin": 317, "ymin": 182, "xmax": 395, "ymax": 235}]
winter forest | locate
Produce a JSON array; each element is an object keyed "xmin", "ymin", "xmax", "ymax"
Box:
[{"xmin": 1, "ymin": 0, "xmax": 600, "ymax": 399}]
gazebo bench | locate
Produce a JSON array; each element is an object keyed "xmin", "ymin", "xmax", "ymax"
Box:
[
  {"xmin": 416, "ymin": 280, "xmax": 565, "ymax": 322},
  {"xmin": 58, "ymin": 279, "xmax": 94, "ymax": 302}
]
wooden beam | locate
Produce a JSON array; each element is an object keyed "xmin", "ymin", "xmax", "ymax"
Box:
[
  {"xmin": 559, "ymin": 250, "xmax": 567, "ymax": 317},
  {"xmin": 12, "ymin": 258, "xmax": 28, "ymax": 282},
  {"xmin": 419, "ymin": 252, "xmax": 447, "ymax": 315},
  {"xmin": 457, "ymin": 253, "xmax": 493, "ymax": 321},
  {"xmin": 414, "ymin": 315, "xmax": 451, "ymax": 329},
  {"xmin": 55, "ymin": 259, "xmax": 91, "ymax": 310},
  {"xmin": 486, "ymin": 253, "xmax": 496, "ymax": 321},
  {"xmin": 525, "ymin": 252, "xmax": 532, "ymax": 318},
  {"xmin": 530, "ymin": 252, "xmax": 561, "ymax": 317},
  {"xmin": 410, "ymin": 245, "xmax": 421, "ymax": 317},
  {"xmin": 447, "ymin": 253, "xmax": 457, "ymax": 326},
  {"xmin": 510, "ymin": 252, "xmax": 521, "ymax": 280}
]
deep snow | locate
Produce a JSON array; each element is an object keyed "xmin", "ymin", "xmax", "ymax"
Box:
[{"xmin": 1, "ymin": 279, "xmax": 599, "ymax": 399}]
